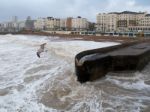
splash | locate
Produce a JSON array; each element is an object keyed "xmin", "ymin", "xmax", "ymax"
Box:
[{"xmin": 0, "ymin": 34, "xmax": 149, "ymax": 112}]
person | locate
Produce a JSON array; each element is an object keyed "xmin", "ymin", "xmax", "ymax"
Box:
[{"xmin": 36, "ymin": 43, "xmax": 47, "ymax": 58}]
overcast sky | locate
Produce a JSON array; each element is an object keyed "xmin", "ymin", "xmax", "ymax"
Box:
[{"xmin": 0, "ymin": 0, "xmax": 150, "ymax": 22}]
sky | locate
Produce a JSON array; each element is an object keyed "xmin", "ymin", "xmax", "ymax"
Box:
[{"xmin": 0, "ymin": 0, "xmax": 150, "ymax": 22}]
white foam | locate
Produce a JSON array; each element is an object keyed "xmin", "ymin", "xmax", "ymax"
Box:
[
  {"xmin": 0, "ymin": 34, "xmax": 150, "ymax": 112},
  {"xmin": 106, "ymin": 73, "xmax": 150, "ymax": 90}
]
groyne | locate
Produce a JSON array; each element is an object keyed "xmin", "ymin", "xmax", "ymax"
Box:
[{"xmin": 75, "ymin": 41, "xmax": 150, "ymax": 83}]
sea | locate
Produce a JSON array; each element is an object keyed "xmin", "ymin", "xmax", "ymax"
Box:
[{"xmin": 0, "ymin": 34, "xmax": 150, "ymax": 112}]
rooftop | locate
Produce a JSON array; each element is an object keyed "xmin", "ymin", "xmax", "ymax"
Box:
[
  {"xmin": 145, "ymin": 14, "xmax": 150, "ymax": 17},
  {"xmin": 109, "ymin": 11, "xmax": 146, "ymax": 15}
]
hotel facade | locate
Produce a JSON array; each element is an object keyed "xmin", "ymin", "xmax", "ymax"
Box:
[{"xmin": 96, "ymin": 11, "xmax": 150, "ymax": 34}]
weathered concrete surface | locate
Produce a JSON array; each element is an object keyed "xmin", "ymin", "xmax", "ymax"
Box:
[{"xmin": 75, "ymin": 41, "xmax": 150, "ymax": 83}]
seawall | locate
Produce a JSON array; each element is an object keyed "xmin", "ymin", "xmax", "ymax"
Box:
[{"xmin": 75, "ymin": 41, "xmax": 150, "ymax": 83}]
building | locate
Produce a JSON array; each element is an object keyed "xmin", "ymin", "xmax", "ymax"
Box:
[
  {"xmin": 34, "ymin": 18, "xmax": 46, "ymax": 30},
  {"xmin": 18, "ymin": 21, "xmax": 26, "ymax": 31},
  {"xmin": 3, "ymin": 16, "xmax": 19, "ymax": 32},
  {"xmin": 45, "ymin": 17, "xmax": 60, "ymax": 31},
  {"xmin": 0, "ymin": 22, "xmax": 19, "ymax": 32},
  {"xmin": 25, "ymin": 16, "xmax": 35, "ymax": 30},
  {"xmin": 88, "ymin": 22, "xmax": 96, "ymax": 31},
  {"xmin": 72, "ymin": 16, "xmax": 89, "ymax": 31},
  {"xmin": 66, "ymin": 17, "xmax": 72, "ymax": 31},
  {"xmin": 60, "ymin": 19, "xmax": 66, "ymax": 31},
  {"xmin": 12, "ymin": 16, "xmax": 18, "ymax": 23},
  {"xmin": 129, "ymin": 14, "xmax": 150, "ymax": 32},
  {"xmin": 96, "ymin": 11, "xmax": 148, "ymax": 34},
  {"xmin": 117, "ymin": 11, "xmax": 146, "ymax": 32},
  {"xmin": 96, "ymin": 13, "xmax": 117, "ymax": 33},
  {"xmin": 0, "ymin": 23, "xmax": 5, "ymax": 32},
  {"xmin": 0, "ymin": 16, "xmax": 34, "ymax": 32}
]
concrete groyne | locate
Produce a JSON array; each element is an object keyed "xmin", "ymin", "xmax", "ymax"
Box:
[{"xmin": 75, "ymin": 41, "xmax": 150, "ymax": 83}]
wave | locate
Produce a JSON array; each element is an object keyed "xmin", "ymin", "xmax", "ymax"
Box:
[{"xmin": 0, "ymin": 34, "xmax": 149, "ymax": 112}]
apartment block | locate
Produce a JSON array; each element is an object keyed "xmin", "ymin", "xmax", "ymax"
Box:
[
  {"xmin": 45, "ymin": 17, "xmax": 60, "ymax": 31},
  {"xmin": 66, "ymin": 17, "xmax": 72, "ymax": 31},
  {"xmin": 0, "ymin": 23, "xmax": 5, "ymax": 32},
  {"xmin": 0, "ymin": 22, "xmax": 19, "ymax": 32},
  {"xmin": 18, "ymin": 21, "xmax": 26, "ymax": 31},
  {"xmin": 72, "ymin": 16, "xmax": 89, "ymax": 31},
  {"xmin": 96, "ymin": 13, "xmax": 117, "ymax": 32},
  {"xmin": 129, "ymin": 14, "xmax": 150, "ymax": 32},
  {"xmin": 60, "ymin": 19, "xmax": 66, "ymax": 30},
  {"xmin": 96, "ymin": 11, "xmax": 149, "ymax": 33},
  {"xmin": 34, "ymin": 18, "xmax": 46, "ymax": 30}
]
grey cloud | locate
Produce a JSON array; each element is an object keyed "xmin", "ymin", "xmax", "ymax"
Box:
[{"xmin": 0, "ymin": 0, "xmax": 150, "ymax": 22}]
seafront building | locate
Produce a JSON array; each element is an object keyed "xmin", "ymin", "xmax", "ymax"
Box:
[
  {"xmin": 1, "ymin": 11, "xmax": 150, "ymax": 37},
  {"xmin": 72, "ymin": 16, "xmax": 89, "ymax": 31},
  {"xmin": 34, "ymin": 18, "xmax": 46, "ymax": 30},
  {"xmin": 34, "ymin": 17, "xmax": 73, "ymax": 31},
  {"xmin": 34, "ymin": 17, "xmax": 66, "ymax": 31},
  {"xmin": 25, "ymin": 16, "xmax": 35, "ymax": 30},
  {"xmin": 96, "ymin": 11, "xmax": 150, "ymax": 36},
  {"xmin": 40, "ymin": 16, "xmax": 89, "ymax": 33},
  {"xmin": 128, "ymin": 14, "xmax": 150, "ymax": 33},
  {"xmin": 45, "ymin": 17, "xmax": 60, "ymax": 31},
  {"xmin": 96, "ymin": 13, "xmax": 117, "ymax": 33},
  {"xmin": 66, "ymin": 17, "xmax": 72, "ymax": 31},
  {"xmin": 60, "ymin": 19, "xmax": 66, "ymax": 31},
  {"xmin": 0, "ymin": 23, "xmax": 5, "ymax": 32},
  {"xmin": 0, "ymin": 16, "xmax": 19, "ymax": 32},
  {"xmin": 0, "ymin": 16, "xmax": 35, "ymax": 32},
  {"xmin": 18, "ymin": 21, "xmax": 26, "ymax": 31},
  {"xmin": 0, "ymin": 16, "xmax": 90, "ymax": 33}
]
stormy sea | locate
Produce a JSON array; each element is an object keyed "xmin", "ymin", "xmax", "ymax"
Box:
[{"xmin": 0, "ymin": 34, "xmax": 150, "ymax": 112}]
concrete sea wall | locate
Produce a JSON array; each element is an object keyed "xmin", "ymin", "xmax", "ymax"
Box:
[{"xmin": 75, "ymin": 41, "xmax": 150, "ymax": 83}]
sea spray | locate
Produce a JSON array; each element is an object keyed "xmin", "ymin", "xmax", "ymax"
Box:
[{"xmin": 0, "ymin": 34, "xmax": 150, "ymax": 112}]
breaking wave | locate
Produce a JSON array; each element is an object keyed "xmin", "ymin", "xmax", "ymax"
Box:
[{"xmin": 0, "ymin": 34, "xmax": 150, "ymax": 112}]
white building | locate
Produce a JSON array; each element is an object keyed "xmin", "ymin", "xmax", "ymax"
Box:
[
  {"xmin": 45, "ymin": 17, "xmax": 60, "ymax": 31},
  {"xmin": 0, "ymin": 22, "xmax": 19, "ymax": 32},
  {"xmin": 18, "ymin": 21, "xmax": 26, "ymax": 31},
  {"xmin": 129, "ymin": 14, "xmax": 150, "ymax": 32},
  {"xmin": 96, "ymin": 11, "xmax": 148, "ymax": 33},
  {"xmin": 34, "ymin": 18, "xmax": 46, "ymax": 30},
  {"xmin": 96, "ymin": 13, "xmax": 117, "ymax": 32},
  {"xmin": 72, "ymin": 16, "xmax": 89, "ymax": 31}
]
